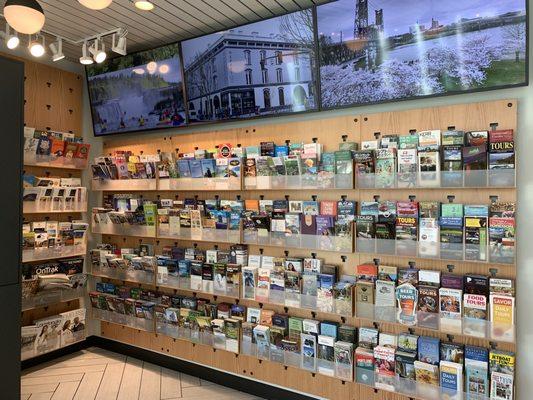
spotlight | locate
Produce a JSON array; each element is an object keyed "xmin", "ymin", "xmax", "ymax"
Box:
[
  {"xmin": 3, "ymin": 0, "xmax": 45, "ymax": 35},
  {"xmin": 134, "ymin": 1, "xmax": 154, "ymax": 11},
  {"xmin": 49, "ymin": 37, "xmax": 64, "ymax": 61},
  {"xmin": 28, "ymin": 34, "xmax": 45, "ymax": 57},
  {"xmin": 0, "ymin": 24, "xmax": 20, "ymax": 49},
  {"xmin": 111, "ymin": 28, "xmax": 127, "ymax": 55},
  {"xmin": 89, "ymin": 38, "xmax": 106, "ymax": 63},
  {"xmin": 78, "ymin": 0, "xmax": 112, "ymax": 10},
  {"xmin": 79, "ymin": 41, "xmax": 94, "ymax": 65}
]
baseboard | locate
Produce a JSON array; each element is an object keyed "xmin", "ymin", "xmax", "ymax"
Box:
[
  {"xmin": 90, "ymin": 335, "xmax": 319, "ymax": 400},
  {"xmin": 21, "ymin": 339, "xmax": 91, "ymax": 370}
]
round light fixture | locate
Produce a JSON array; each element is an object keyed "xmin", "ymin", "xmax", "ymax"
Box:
[
  {"xmin": 2, "ymin": 25, "xmax": 20, "ymax": 49},
  {"xmin": 134, "ymin": 1, "xmax": 154, "ymax": 11},
  {"xmin": 158, "ymin": 64, "xmax": 169, "ymax": 74},
  {"xmin": 28, "ymin": 35, "xmax": 45, "ymax": 57},
  {"xmin": 78, "ymin": 0, "xmax": 112, "ymax": 10},
  {"xmin": 3, "ymin": 0, "xmax": 46, "ymax": 35},
  {"xmin": 80, "ymin": 41, "xmax": 94, "ymax": 65},
  {"xmin": 132, "ymin": 68, "xmax": 145, "ymax": 75},
  {"xmin": 7, "ymin": 34, "xmax": 19, "ymax": 49}
]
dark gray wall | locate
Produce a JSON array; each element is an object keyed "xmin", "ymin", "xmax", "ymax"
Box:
[{"xmin": 0, "ymin": 55, "xmax": 23, "ymax": 398}]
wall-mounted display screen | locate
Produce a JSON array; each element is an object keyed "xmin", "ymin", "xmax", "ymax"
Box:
[
  {"xmin": 181, "ymin": 9, "xmax": 318, "ymax": 123},
  {"xmin": 317, "ymin": 0, "xmax": 527, "ymax": 109},
  {"xmin": 86, "ymin": 43, "xmax": 186, "ymax": 136}
]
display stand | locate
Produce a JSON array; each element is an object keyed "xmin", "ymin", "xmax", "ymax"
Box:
[
  {"xmin": 19, "ymin": 57, "xmax": 89, "ymax": 363},
  {"xmin": 91, "ymin": 99, "xmax": 517, "ymax": 400}
]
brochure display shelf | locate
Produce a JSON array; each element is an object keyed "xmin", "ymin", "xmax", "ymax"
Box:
[
  {"xmin": 355, "ymin": 239, "xmax": 515, "ymax": 266},
  {"xmin": 91, "ymin": 265, "xmax": 155, "ymax": 286},
  {"xmin": 91, "ymin": 178, "xmax": 157, "ymax": 192},
  {"xmin": 24, "ymin": 152, "xmax": 89, "ymax": 171},
  {"xmin": 21, "ymin": 287, "xmax": 86, "ymax": 312},
  {"xmin": 355, "ymin": 170, "xmax": 515, "ymax": 190},
  {"xmin": 22, "ymin": 244, "xmax": 87, "ymax": 263},
  {"xmin": 23, "ymin": 201, "xmax": 88, "ymax": 214},
  {"xmin": 240, "ymin": 342, "xmax": 490, "ymax": 400},
  {"xmin": 156, "ymin": 275, "xmax": 241, "ymax": 301},
  {"xmin": 241, "ymin": 289, "xmax": 354, "ymax": 319},
  {"xmin": 242, "ymin": 230, "xmax": 354, "ymax": 254},
  {"xmin": 355, "ymin": 302, "xmax": 515, "ymax": 345},
  {"xmin": 244, "ymin": 173, "xmax": 354, "ymax": 191},
  {"xmin": 159, "ymin": 176, "xmax": 242, "ymax": 191},
  {"xmin": 95, "ymin": 99, "xmax": 518, "ymax": 400},
  {"xmin": 92, "ymin": 308, "xmax": 154, "ymax": 332},
  {"xmin": 91, "ymin": 220, "xmax": 157, "ymax": 238},
  {"xmin": 156, "ymin": 323, "xmax": 239, "ymax": 354},
  {"xmin": 157, "ymin": 226, "xmax": 241, "ymax": 245}
]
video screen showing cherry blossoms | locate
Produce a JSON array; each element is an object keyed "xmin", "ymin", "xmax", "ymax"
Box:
[{"xmin": 317, "ymin": 0, "xmax": 527, "ymax": 109}]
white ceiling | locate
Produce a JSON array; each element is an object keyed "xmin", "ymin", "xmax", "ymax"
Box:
[{"xmin": 0, "ymin": 0, "xmax": 330, "ymax": 61}]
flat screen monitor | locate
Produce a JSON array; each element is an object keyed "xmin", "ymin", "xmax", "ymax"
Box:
[
  {"xmin": 181, "ymin": 9, "xmax": 318, "ymax": 123},
  {"xmin": 317, "ymin": 0, "xmax": 527, "ymax": 109},
  {"xmin": 86, "ymin": 43, "xmax": 186, "ymax": 136}
]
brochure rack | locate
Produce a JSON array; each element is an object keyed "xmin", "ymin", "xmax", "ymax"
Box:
[
  {"xmin": 91, "ymin": 99, "xmax": 518, "ymax": 400},
  {"xmin": 22, "ymin": 244, "xmax": 87, "ymax": 263},
  {"xmin": 23, "ymin": 200, "xmax": 88, "ymax": 214},
  {"xmin": 21, "ymin": 286, "xmax": 86, "ymax": 312}
]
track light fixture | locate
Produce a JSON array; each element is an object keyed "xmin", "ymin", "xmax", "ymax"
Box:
[
  {"xmin": 28, "ymin": 33, "xmax": 45, "ymax": 57},
  {"xmin": 89, "ymin": 37, "xmax": 106, "ymax": 63},
  {"xmin": 111, "ymin": 28, "xmax": 127, "ymax": 55},
  {"xmin": 49, "ymin": 37, "xmax": 64, "ymax": 61},
  {"xmin": 0, "ymin": 23, "xmax": 20, "ymax": 49},
  {"xmin": 134, "ymin": 1, "xmax": 154, "ymax": 11},
  {"xmin": 78, "ymin": 0, "xmax": 113, "ymax": 10},
  {"xmin": 79, "ymin": 41, "xmax": 94, "ymax": 65},
  {"xmin": 3, "ymin": 0, "xmax": 45, "ymax": 34}
]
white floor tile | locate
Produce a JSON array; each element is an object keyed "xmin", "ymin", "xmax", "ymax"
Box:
[{"xmin": 21, "ymin": 348, "xmax": 264, "ymax": 400}]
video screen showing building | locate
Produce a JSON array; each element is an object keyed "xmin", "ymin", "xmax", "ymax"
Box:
[
  {"xmin": 317, "ymin": 0, "xmax": 527, "ymax": 109},
  {"xmin": 181, "ymin": 9, "xmax": 318, "ymax": 122}
]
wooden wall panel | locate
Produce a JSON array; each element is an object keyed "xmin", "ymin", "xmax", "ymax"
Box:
[
  {"xmin": 59, "ymin": 71, "xmax": 83, "ymax": 135},
  {"xmin": 1, "ymin": 52, "xmax": 84, "ymax": 136},
  {"xmin": 34, "ymin": 63, "xmax": 62, "ymax": 132}
]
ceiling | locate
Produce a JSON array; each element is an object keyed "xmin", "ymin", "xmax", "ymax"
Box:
[{"xmin": 0, "ymin": 0, "xmax": 330, "ymax": 62}]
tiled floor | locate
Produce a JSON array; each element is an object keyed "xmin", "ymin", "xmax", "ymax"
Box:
[{"xmin": 21, "ymin": 347, "xmax": 264, "ymax": 400}]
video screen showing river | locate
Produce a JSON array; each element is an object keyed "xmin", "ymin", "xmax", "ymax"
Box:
[
  {"xmin": 86, "ymin": 43, "xmax": 186, "ymax": 136},
  {"xmin": 317, "ymin": 0, "xmax": 527, "ymax": 109}
]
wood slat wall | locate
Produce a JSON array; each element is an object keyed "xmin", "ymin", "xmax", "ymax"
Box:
[{"xmin": 96, "ymin": 99, "xmax": 517, "ymax": 399}]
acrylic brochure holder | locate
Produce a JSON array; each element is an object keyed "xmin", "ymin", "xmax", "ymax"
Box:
[
  {"xmin": 21, "ymin": 286, "xmax": 86, "ymax": 312},
  {"xmin": 91, "ymin": 178, "xmax": 157, "ymax": 191},
  {"xmin": 91, "ymin": 265, "xmax": 155, "ymax": 286},
  {"xmin": 243, "ymin": 230, "xmax": 353, "ymax": 253},
  {"xmin": 157, "ymin": 225, "xmax": 241, "ymax": 244},
  {"xmin": 92, "ymin": 308, "xmax": 154, "ymax": 332},
  {"xmin": 25, "ymin": 151, "xmax": 89, "ymax": 170},
  {"xmin": 158, "ymin": 176, "xmax": 242, "ymax": 191},
  {"xmin": 244, "ymin": 171, "xmax": 354, "ymax": 191},
  {"xmin": 355, "ymin": 170, "xmax": 516, "ymax": 189}
]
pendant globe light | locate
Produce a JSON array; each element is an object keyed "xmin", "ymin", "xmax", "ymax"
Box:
[
  {"xmin": 78, "ymin": 0, "xmax": 113, "ymax": 10},
  {"xmin": 3, "ymin": 0, "xmax": 45, "ymax": 35}
]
